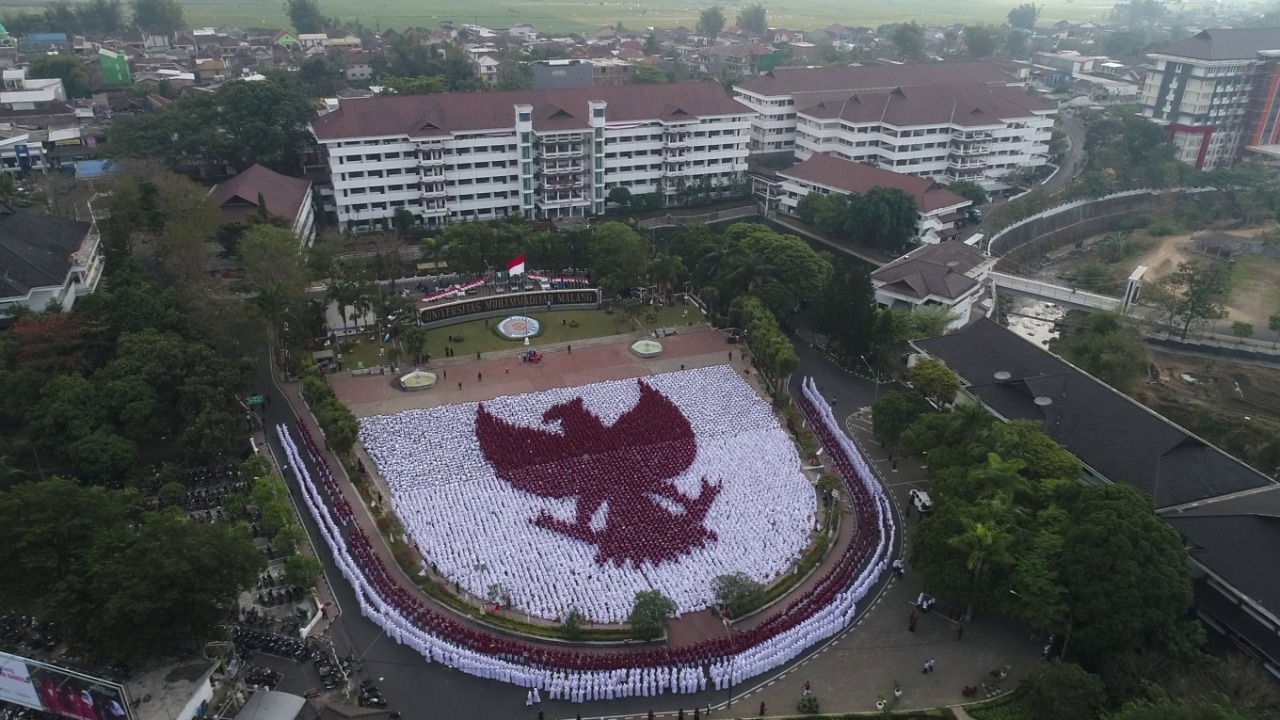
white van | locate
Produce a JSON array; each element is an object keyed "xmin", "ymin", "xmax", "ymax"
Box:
[{"xmin": 909, "ymin": 489, "xmax": 933, "ymax": 514}]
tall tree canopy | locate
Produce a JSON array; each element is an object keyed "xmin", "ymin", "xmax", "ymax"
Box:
[
  {"xmin": 28, "ymin": 53, "xmax": 91, "ymax": 98},
  {"xmin": 1007, "ymin": 2, "xmax": 1040, "ymax": 29},
  {"xmin": 104, "ymin": 79, "xmax": 313, "ymax": 173},
  {"xmin": 130, "ymin": 0, "xmax": 183, "ymax": 33},
  {"xmin": 286, "ymin": 0, "xmax": 327, "ymax": 33},
  {"xmin": 696, "ymin": 5, "xmax": 725, "ymax": 38},
  {"xmin": 735, "ymin": 3, "xmax": 767, "ymax": 34}
]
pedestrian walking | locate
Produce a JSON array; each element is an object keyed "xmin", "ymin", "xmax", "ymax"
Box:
[
  {"xmin": 922, "ymin": 659, "xmax": 929, "ymax": 674},
  {"xmin": 759, "ymin": 701, "xmax": 766, "ymax": 716},
  {"xmin": 831, "ymin": 396, "xmax": 837, "ymax": 407},
  {"xmin": 681, "ymin": 364, "xmax": 686, "ymax": 370},
  {"xmin": 648, "ymin": 711, "xmax": 655, "ymax": 720},
  {"xmin": 537, "ymin": 711, "xmax": 544, "ymax": 720},
  {"xmin": 927, "ymin": 658, "xmax": 936, "ymax": 673},
  {"xmin": 567, "ymin": 344, "xmax": 572, "ymax": 354},
  {"xmin": 443, "ymin": 369, "xmax": 446, "ymax": 380},
  {"xmin": 728, "ymin": 351, "xmax": 733, "ymax": 361},
  {"xmin": 957, "ymin": 625, "xmax": 964, "ymax": 641},
  {"xmin": 695, "ymin": 709, "xmax": 702, "ymax": 720},
  {"xmin": 478, "ymin": 372, "xmax": 483, "ymax": 382},
  {"xmin": 678, "ymin": 710, "xmax": 685, "ymax": 720},
  {"xmin": 707, "ymin": 700, "xmax": 712, "ymax": 716},
  {"xmin": 458, "ymin": 382, "xmax": 462, "ymax": 390},
  {"xmin": 803, "ymin": 680, "xmax": 811, "ymax": 695},
  {"xmin": 476, "ymin": 351, "xmax": 481, "ymax": 360}
]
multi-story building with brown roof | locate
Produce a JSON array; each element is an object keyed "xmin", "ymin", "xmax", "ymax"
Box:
[
  {"xmin": 794, "ymin": 82, "xmax": 1056, "ymax": 189},
  {"xmin": 309, "ymin": 83, "xmax": 752, "ymax": 230},
  {"xmin": 765, "ymin": 153, "xmax": 973, "ymax": 244},
  {"xmin": 731, "ymin": 61, "xmax": 1026, "ymax": 154}
]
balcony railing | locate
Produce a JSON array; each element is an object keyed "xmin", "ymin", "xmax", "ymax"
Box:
[
  {"xmin": 419, "ymin": 154, "xmax": 445, "ymax": 167},
  {"xmin": 540, "ymin": 147, "xmax": 586, "ymax": 159},
  {"xmin": 947, "ymin": 156, "xmax": 987, "ymax": 169},
  {"xmin": 420, "ymin": 186, "xmax": 447, "ymax": 199},
  {"xmin": 536, "ymin": 193, "xmax": 590, "ymax": 208}
]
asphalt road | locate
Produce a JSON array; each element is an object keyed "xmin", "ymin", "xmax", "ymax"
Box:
[
  {"xmin": 1042, "ymin": 113, "xmax": 1088, "ymax": 197},
  {"xmin": 255, "ymin": 341, "xmax": 895, "ymax": 719}
]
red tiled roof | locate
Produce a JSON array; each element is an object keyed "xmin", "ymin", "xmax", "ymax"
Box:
[
  {"xmin": 735, "ymin": 61, "xmax": 1018, "ymax": 96},
  {"xmin": 310, "ymin": 82, "xmax": 751, "ymax": 140},
  {"xmin": 798, "ymin": 83, "xmax": 1053, "ymax": 128},
  {"xmin": 211, "ymin": 164, "xmax": 312, "ymax": 225},
  {"xmin": 780, "ymin": 154, "xmax": 970, "ymax": 213},
  {"xmin": 870, "ymin": 240, "xmax": 988, "ymax": 300}
]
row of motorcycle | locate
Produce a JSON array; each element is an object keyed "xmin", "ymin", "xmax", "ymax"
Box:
[
  {"xmin": 0, "ymin": 614, "xmax": 58, "ymax": 654},
  {"xmin": 234, "ymin": 626, "xmax": 311, "ymax": 662}
]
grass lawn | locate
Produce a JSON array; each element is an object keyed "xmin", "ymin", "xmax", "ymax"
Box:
[
  {"xmin": 333, "ymin": 306, "xmax": 705, "ymax": 369},
  {"xmin": 0, "ymin": 0, "xmax": 1114, "ymax": 41}
]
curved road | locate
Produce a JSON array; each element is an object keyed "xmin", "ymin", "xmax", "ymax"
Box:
[{"xmin": 256, "ymin": 344, "xmax": 899, "ymax": 719}]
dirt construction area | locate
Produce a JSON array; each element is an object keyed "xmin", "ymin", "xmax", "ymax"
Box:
[{"xmin": 1128, "ymin": 224, "xmax": 1280, "ymax": 330}]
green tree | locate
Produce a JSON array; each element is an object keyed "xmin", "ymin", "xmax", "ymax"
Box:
[
  {"xmin": 1007, "ymin": 2, "xmax": 1040, "ymax": 30},
  {"xmin": 284, "ymin": 554, "xmax": 324, "ymax": 588},
  {"xmin": 1157, "ymin": 261, "xmax": 1230, "ymax": 340},
  {"xmin": 497, "ymin": 62, "xmax": 534, "ymax": 90},
  {"xmin": 130, "ymin": 0, "xmax": 183, "ymax": 32},
  {"xmin": 908, "ymin": 356, "xmax": 961, "ymax": 407},
  {"xmin": 562, "ymin": 607, "xmax": 586, "ymax": 640},
  {"xmin": 1051, "ymin": 311, "xmax": 1148, "ymax": 393},
  {"xmin": 286, "ymin": 0, "xmax": 326, "ymax": 33},
  {"xmin": 810, "ymin": 261, "xmax": 877, "ymax": 365},
  {"xmin": 588, "ymin": 222, "xmax": 651, "ymax": 295},
  {"xmin": 1060, "ymin": 483, "xmax": 1193, "ymax": 666},
  {"xmin": 643, "ymin": 32, "xmax": 660, "ymax": 55},
  {"xmin": 696, "ymin": 5, "xmax": 725, "ymax": 38},
  {"xmin": 28, "ymin": 53, "xmax": 91, "ymax": 98},
  {"xmin": 1269, "ymin": 313, "xmax": 1280, "ymax": 347},
  {"xmin": 711, "ymin": 572, "xmax": 765, "ymax": 617},
  {"xmin": 852, "ymin": 187, "xmax": 919, "ymax": 253},
  {"xmin": 948, "ymin": 180, "xmax": 989, "ymax": 207},
  {"xmin": 736, "ymin": 3, "xmax": 767, "ymax": 34},
  {"xmin": 631, "ymin": 64, "xmax": 668, "ymax": 84},
  {"xmin": 401, "ymin": 326, "xmax": 428, "ymax": 364},
  {"xmin": 629, "ymin": 589, "xmax": 676, "ymax": 639},
  {"xmin": 964, "ymin": 23, "xmax": 1004, "ymax": 58},
  {"xmin": 1020, "ymin": 661, "xmax": 1107, "ymax": 720},
  {"xmin": 871, "ymin": 390, "xmax": 931, "ymax": 446},
  {"xmin": 890, "ymin": 21, "xmax": 927, "ymax": 61},
  {"xmin": 67, "ymin": 429, "xmax": 139, "ymax": 484},
  {"xmin": 607, "ymin": 186, "xmax": 633, "ymax": 209},
  {"xmin": 381, "ymin": 74, "xmax": 447, "ymax": 95},
  {"xmin": 1108, "ymin": 696, "xmax": 1258, "ymax": 720},
  {"xmin": 1231, "ymin": 321, "xmax": 1254, "ymax": 341},
  {"xmin": 55, "ymin": 510, "xmax": 263, "ymax": 664}
]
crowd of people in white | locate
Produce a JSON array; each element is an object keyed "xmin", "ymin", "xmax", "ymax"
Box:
[
  {"xmin": 357, "ymin": 368, "xmax": 816, "ymax": 623},
  {"xmin": 273, "ymin": 368, "xmax": 896, "ymax": 699}
]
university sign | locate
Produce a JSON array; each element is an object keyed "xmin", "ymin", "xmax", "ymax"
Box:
[{"xmin": 418, "ymin": 289, "xmax": 601, "ymax": 325}]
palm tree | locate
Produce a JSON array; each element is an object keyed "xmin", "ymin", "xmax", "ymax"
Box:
[
  {"xmin": 326, "ymin": 280, "xmax": 359, "ymax": 336},
  {"xmin": 694, "ymin": 234, "xmax": 736, "ymax": 282},
  {"xmin": 252, "ymin": 283, "xmax": 291, "ymax": 355},
  {"xmin": 725, "ymin": 252, "xmax": 779, "ymax": 295},
  {"xmin": 647, "ymin": 253, "xmax": 686, "ymax": 300},
  {"xmin": 948, "ymin": 518, "xmax": 1014, "ymax": 621}
]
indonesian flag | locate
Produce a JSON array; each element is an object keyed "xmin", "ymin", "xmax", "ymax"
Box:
[{"xmin": 506, "ymin": 255, "xmax": 526, "ymax": 276}]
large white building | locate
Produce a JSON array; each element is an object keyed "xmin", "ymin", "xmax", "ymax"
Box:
[
  {"xmin": 0, "ymin": 202, "xmax": 103, "ymax": 314},
  {"xmin": 731, "ymin": 61, "xmax": 1026, "ymax": 154},
  {"xmin": 310, "ymin": 83, "xmax": 753, "ymax": 230},
  {"xmin": 1141, "ymin": 28, "xmax": 1280, "ymax": 170},
  {"xmin": 793, "ymin": 82, "xmax": 1055, "ymax": 190}
]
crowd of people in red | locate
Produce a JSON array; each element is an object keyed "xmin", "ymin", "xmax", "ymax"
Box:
[{"xmin": 280, "ymin": 375, "xmax": 890, "ymax": 686}]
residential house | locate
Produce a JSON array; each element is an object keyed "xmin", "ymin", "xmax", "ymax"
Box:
[
  {"xmin": 0, "ymin": 201, "xmax": 103, "ymax": 313},
  {"xmin": 274, "ymin": 30, "xmax": 301, "ymax": 49},
  {"xmin": 210, "ymin": 164, "xmax": 317, "ymax": 245},
  {"xmin": 0, "ymin": 131, "xmax": 46, "ymax": 174},
  {"xmin": 345, "ymin": 51, "xmax": 376, "ymax": 82},
  {"xmin": 1, "ymin": 69, "xmax": 67, "ymax": 106},
  {"xmin": 299, "ymin": 33, "xmax": 330, "ymax": 51},
  {"xmin": 18, "ymin": 32, "xmax": 69, "ymax": 53},
  {"xmin": 326, "ymin": 29, "xmax": 362, "ymax": 49},
  {"xmin": 533, "ymin": 59, "xmax": 594, "ymax": 90},
  {"xmin": 309, "ymin": 82, "xmax": 752, "ymax": 229},
  {"xmin": 870, "ymin": 241, "xmax": 994, "ymax": 331},
  {"xmin": 98, "ymin": 48, "xmax": 132, "ymax": 85}
]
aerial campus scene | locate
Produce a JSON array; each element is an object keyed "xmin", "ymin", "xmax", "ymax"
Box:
[{"xmin": 4, "ymin": 0, "xmax": 1280, "ymax": 718}]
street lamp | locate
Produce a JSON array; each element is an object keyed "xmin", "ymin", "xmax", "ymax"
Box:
[{"xmin": 860, "ymin": 356, "xmax": 882, "ymax": 403}]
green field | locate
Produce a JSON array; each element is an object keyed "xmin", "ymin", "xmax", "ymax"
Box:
[
  {"xmin": 338, "ymin": 305, "xmax": 703, "ymax": 368},
  {"xmin": 2, "ymin": 0, "xmax": 1114, "ymax": 36}
]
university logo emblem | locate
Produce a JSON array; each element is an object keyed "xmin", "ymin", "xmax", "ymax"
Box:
[{"xmin": 476, "ymin": 380, "xmax": 722, "ymax": 568}]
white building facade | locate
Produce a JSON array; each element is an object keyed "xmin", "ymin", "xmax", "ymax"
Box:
[
  {"xmin": 311, "ymin": 84, "xmax": 752, "ymax": 230},
  {"xmin": 793, "ymin": 84, "xmax": 1055, "ymax": 190},
  {"xmin": 732, "ymin": 61, "xmax": 1027, "ymax": 155}
]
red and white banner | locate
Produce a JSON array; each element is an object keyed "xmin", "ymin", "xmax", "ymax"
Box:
[{"xmin": 506, "ymin": 254, "xmax": 526, "ymax": 276}]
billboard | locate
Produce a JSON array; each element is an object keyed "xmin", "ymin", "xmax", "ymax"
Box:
[{"xmin": 0, "ymin": 651, "xmax": 132, "ymax": 720}]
